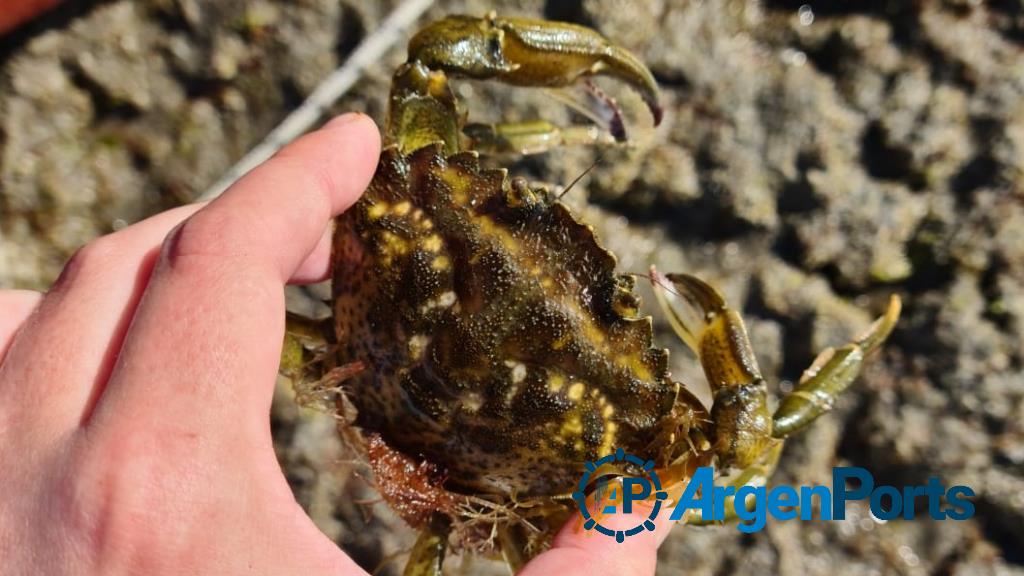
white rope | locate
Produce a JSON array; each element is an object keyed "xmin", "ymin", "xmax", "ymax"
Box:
[{"xmin": 198, "ymin": 0, "xmax": 435, "ymax": 201}]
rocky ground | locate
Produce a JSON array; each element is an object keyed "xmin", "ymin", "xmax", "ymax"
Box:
[{"xmin": 2, "ymin": 0, "xmax": 1022, "ymax": 574}]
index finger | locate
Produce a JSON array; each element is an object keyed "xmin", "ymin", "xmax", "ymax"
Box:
[{"xmin": 88, "ymin": 114, "xmax": 379, "ymax": 448}]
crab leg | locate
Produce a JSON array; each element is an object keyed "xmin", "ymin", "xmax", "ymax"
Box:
[
  {"xmin": 403, "ymin": 515, "xmax": 450, "ymax": 576},
  {"xmin": 408, "ymin": 14, "xmax": 662, "ymax": 124},
  {"xmin": 651, "ymin": 268, "xmax": 902, "ymax": 452},
  {"xmin": 462, "ymin": 120, "xmax": 616, "ymax": 155},
  {"xmin": 687, "ymin": 442, "xmax": 783, "ymax": 525},
  {"xmin": 389, "ymin": 13, "xmax": 663, "ymax": 155},
  {"xmin": 772, "ymin": 295, "xmax": 901, "ymax": 438},
  {"xmin": 650, "ymin": 270, "xmax": 774, "ymax": 471},
  {"xmin": 280, "ymin": 312, "xmax": 331, "ymax": 380},
  {"xmin": 496, "ymin": 523, "xmax": 529, "ymax": 573}
]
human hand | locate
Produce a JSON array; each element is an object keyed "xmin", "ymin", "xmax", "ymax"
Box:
[
  {"xmin": 0, "ymin": 113, "xmax": 380, "ymax": 574},
  {"xmin": 0, "ymin": 112, "xmax": 670, "ymax": 575}
]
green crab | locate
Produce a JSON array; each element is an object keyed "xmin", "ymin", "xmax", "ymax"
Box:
[{"xmin": 282, "ymin": 13, "xmax": 902, "ymax": 575}]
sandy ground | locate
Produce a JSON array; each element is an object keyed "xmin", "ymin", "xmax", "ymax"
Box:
[{"xmin": 1, "ymin": 1, "xmax": 1022, "ymax": 574}]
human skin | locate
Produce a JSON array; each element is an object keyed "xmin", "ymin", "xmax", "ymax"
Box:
[
  {"xmin": 0, "ymin": 113, "xmax": 671, "ymax": 575},
  {"xmin": 0, "ymin": 0, "xmax": 63, "ymax": 35}
]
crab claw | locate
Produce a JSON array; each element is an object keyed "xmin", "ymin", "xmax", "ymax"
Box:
[
  {"xmin": 650, "ymin": 268, "xmax": 773, "ymax": 470},
  {"xmin": 407, "ymin": 14, "xmax": 663, "ymax": 128},
  {"xmin": 771, "ymin": 295, "xmax": 902, "ymax": 438}
]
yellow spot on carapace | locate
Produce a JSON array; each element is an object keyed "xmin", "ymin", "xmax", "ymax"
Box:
[
  {"xmin": 378, "ymin": 231, "xmax": 410, "ymax": 258},
  {"xmin": 617, "ymin": 354, "xmax": 653, "ymax": 381},
  {"xmin": 461, "ymin": 392, "xmax": 483, "ymax": 413},
  {"xmin": 600, "ymin": 421, "xmax": 618, "ymax": 455},
  {"xmin": 431, "ymin": 255, "xmax": 450, "ymax": 270},
  {"xmin": 419, "ymin": 290, "xmax": 457, "ymax": 314},
  {"xmin": 548, "ymin": 374, "xmax": 565, "ymax": 393},
  {"xmin": 504, "ymin": 360, "xmax": 527, "ymax": 384},
  {"xmin": 422, "ymin": 235, "xmax": 442, "ymax": 252},
  {"xmin": 408, "ymin": 334, "xmax": 430, "ymax": 360},
  {"xmin": 567, "ymin": 382, "xmax": 585, "ymax": 401},
  {"xmin": 393, "ymin": 201, "xmax": 411, "ymax": 216},
  {"xmin": 583, "ymin": 323, "xmax": 607, "ymax": 346},
  {"xmin": 440, "ymin": 291, "xmax": 456, "ymax": 306},
  {"xmin": 440, "ymin": 167, "xmax": 471, "ymax": 204},
  {"xmin": 504, "ymin": 380, "xmax": 522, "ymax": 406},
  {"xmin": 367, "ymin": 202, "xmax": 388, "ymax": 220},
  {"xmin": 561, "ymin": 414, "xmax": 583, "ymax": 436},
  {"xmin": 422, "ymin": 219, "xmax": 434, "ymax": 230},
  {"xmin": 602, "ymin": 404, "xmax": 615, "ymax": 418},
  {"xmin": 551, "ymin": 333, "xmax": 570, "ymax": 350},
  {"xmin": 475, "ymin": 216, "xmax": 526, "ymax": 261}
]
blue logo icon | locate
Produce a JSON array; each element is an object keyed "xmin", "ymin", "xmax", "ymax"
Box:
[{"xmin": 572, "ymin": 447, "xmax": 667, "ymax": 543}]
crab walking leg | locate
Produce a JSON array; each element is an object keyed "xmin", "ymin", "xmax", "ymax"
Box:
[
  {"xmin": 772, "ymin": 295, "xmax": 902, "ymax": 438},
  {"xmin": 462, "ymin": 120, "xmax": 616, "ymax": 155},
  {"xmin": 280, "ymin": 313, "xmax": 367, "ymax": 410},
  {"xmin": 496, "ymin": 523, "xmax": 529, "ymax": 573},
  {"xmin": 280, "ymin": 312, "xmax": 330, "ymax": 379},
  {"xmin": 403, "ymin": 515, "xmax": 450, "ymax": 576},
  {"xmin": 461, "ymin": 77, "xmax": 636, "ymax": 153}
]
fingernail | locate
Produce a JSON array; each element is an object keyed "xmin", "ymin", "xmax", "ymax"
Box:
[{"xmin": 325, "ymin": 112, "xmax": 364, "ymax": 129}]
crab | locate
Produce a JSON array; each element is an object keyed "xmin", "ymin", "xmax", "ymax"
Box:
[{"xmin": 281, "ymin": 13, "xmax": 902, "ymax": 576}]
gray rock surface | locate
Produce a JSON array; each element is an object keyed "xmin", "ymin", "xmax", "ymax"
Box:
[{"xmin": 1, "ymin": 1, "xmax": 1021, "ymax": 574}]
